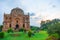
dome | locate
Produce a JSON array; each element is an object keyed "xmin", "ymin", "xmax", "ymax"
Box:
[{"xmin": 11, "ymin": 7, "xmax": 24, "ymax": 14}]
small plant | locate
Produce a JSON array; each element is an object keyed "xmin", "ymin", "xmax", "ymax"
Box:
[
  {"xmin": 28, "ymin": 30, "xmax": 32, "ymax": 37},
  {"xmin": 0, "ymin": 32, "xmax": 4, "ymax": 38}
]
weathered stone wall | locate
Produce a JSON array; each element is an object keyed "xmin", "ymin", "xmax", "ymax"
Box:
[{"xmin": 3, "ymin": 7, "xmax": 30, "ymax": 31}]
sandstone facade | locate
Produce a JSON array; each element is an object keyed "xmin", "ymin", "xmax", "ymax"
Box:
[{"xmin": 3, "ymin": 7, "xmax": 30, "ymax": 31}]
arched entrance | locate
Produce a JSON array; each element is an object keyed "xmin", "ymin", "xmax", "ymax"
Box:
[{"xmin": 15, "ymin": 24, "xmax": 19, "ymax": 30}]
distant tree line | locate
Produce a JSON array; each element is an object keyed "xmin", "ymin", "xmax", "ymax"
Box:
[{"xmin": 40, "ymin": 19, "xmax": 60, "ymax": 40}]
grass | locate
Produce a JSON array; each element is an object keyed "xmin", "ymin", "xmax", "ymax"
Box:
[{"xmin": 0, "ymin": 31, "xmax": 48, "ymax": 40}]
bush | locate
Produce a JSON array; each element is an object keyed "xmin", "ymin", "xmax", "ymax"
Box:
[
  {"xmin": 51, "ymin": 33, "xmax": 59, "ymax": 39},
  {"xmin": 7, "ymin": 28, "xmax": 13, "ymax": 33},
  {"xmin": 28, "ymin": 30, "xmax": 32, "ymax": 37},
  {"xmin": 19, "ymin": 28, "xmax": 24, "ymax": 32},
  {"xmin": 24, "ymin": 29, "xmax": 26, "ymax": 33},
  {"xmin": 0, "ymin": 32, "xmax": 4, "ymax": 38},
  {"xmin": 46, "ymin": 36, "xmax": 57, "ymax": 40},
  {"xmin": 46, "ymin": 33, "xmax": 59, "ymax": 40}
]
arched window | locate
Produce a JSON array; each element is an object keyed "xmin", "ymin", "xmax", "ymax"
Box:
[
  {"xmin": 9, "ymin": 17, "xmax": 11, "ymax": 19},
  {"xmin": 5, "ymin": 17, "xmax": 7, "ymax": 19},
  {"xmin": 9, "ymin": 24, "xmax": 11, "ymax": 28},
  {"xmin": 16, "ymin": 20, "xmax": 18, "ymax": 24},
  {"xmin": 23, "ymin": 24, "xmax": 25, "ymax": 28}
]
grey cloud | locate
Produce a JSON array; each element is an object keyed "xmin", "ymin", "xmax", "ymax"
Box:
[
  {"xmin": 30, "ymin": 13, "xmax": 35, "ymax": 16},
  {"xmin": 52, "ymin": 5, "xmax": 56, "ymax": 8}
]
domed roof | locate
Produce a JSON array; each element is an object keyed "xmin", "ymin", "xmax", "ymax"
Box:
[{"xmin": 11, "ymin": 7, "xmax": 24, "ymax": 14}]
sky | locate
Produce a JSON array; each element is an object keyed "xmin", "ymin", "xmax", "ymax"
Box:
[{"xmin": 0, "ymin": 0, "xmax": 60, "ymax": 27}]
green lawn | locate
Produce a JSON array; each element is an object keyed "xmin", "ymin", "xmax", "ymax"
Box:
[{"xmin": 0, "ymin": 31, "xmax": 48, "ymax": 40}]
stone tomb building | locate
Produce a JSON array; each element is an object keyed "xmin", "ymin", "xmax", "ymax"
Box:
[{"xmin": 3, "ymin": 7, "xmax": 30, "ymax": 31}]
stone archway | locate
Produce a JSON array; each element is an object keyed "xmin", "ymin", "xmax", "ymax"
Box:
[{"xmin": 15, "ymin": 24, "xmax": 19, "ymax": 30}]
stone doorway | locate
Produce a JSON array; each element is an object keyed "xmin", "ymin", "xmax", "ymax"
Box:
[{"xmin": 15, "ymin": 24, "xmax": 19, "ymax": 30}]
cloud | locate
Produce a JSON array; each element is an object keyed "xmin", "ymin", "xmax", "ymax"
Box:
[
  {"xmin": 0, "ymin": 0, "xmax": 60, "ymax": 27},
  {"xmin": 52, "ymin": 5, "xmax": 56, "ymax": 8},
  {"xmin": 30, "ymin": 13, "xmax": 35, "ymax": 16}
]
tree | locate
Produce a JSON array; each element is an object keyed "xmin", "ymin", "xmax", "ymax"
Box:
[
  {"xmin": 40, "ymin": 19, "xmax": 60, "ymax": 40},
  {"xmin": 40, "ymin": 20, "xmax": 51, "ymax": 30},
  {"xmin": 47, "ymin": 19, "xmax": 60, "ymax": 40}
]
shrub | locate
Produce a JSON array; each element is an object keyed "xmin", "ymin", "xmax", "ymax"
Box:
[
  {"xmin": 7, "ymin": 28, "xmax": 13, "ymax": 33},
  {"xmin": 24, "ymin": 29, "xmax": 26, "ymax": 33},
  {"xmin": 51, "ymin": 33, "xmax": 59, "ymax": 39},
  {"xmin": 46, "ymin": 33, "xmax": 59, "ymax": 40},
  {"xmin": 19, "ymin": 28, "xmax": 24, "ymax": 32},
  {"xmin": 0, "ymin": 32, "xmax": 4, "ymax": 38},
  {"xmin": 28, "ymin": 30, "xmax": 32, "ymax": 37},
  {"xmin": 46, "ymin": 36, "xmax": 57, "ymax": 40}
]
